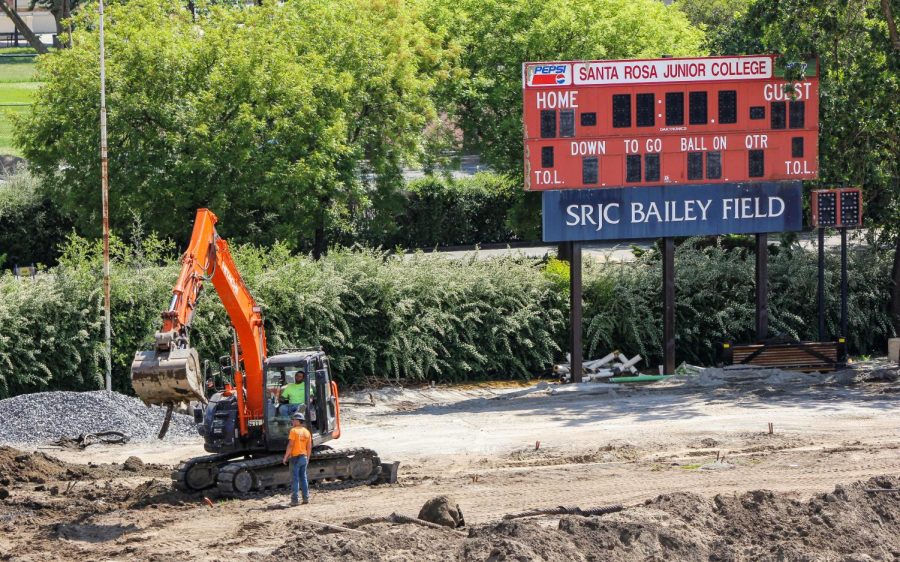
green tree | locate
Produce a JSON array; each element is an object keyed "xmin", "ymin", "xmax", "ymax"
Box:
[
  {"xmin": 0, "ymin": 168, "xmax": 73, "ymax": 268},
  {"xmin": 16, "ymin": 0, "xmax": 442, "ymax": 255},
  {"xmin": 416, "ymin": 0, "xmax": 704, "ymax": 239},
  {"xmin": 421, "ymin": 0, "xmax": 706, "ymax": 175},
  {"xmin": 708, "ymin": 0, "xmax": 900, "ymax": 333},
  {"xmin": 674, "ymin": 0, "xmax": 755, "ymax": 50}
]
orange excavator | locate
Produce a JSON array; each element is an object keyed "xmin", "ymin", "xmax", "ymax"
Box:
[{"xmin": 131, "ymin": 209, "xmax": 391, "ymax": 496}]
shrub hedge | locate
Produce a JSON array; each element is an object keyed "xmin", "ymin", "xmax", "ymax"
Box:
[
  {"xmin": 0, "ymin": 169, "xmax": 73, "ymax": 269},
  {"xmin": 0, "ymin": 233, "xmax": 893, "ymax": 398}
]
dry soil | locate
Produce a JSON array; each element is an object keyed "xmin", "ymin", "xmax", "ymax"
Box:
[{"xmin": 0, "ymin": 362, "xmax": 897, "ymax": 561}]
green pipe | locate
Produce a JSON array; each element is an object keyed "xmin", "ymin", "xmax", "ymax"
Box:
[{"xmin": 608, "ymin": 374, "xmax": 673, "ymax": 383}]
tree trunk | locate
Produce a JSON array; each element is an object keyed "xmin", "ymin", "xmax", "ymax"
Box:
[
  {"xmin": 52, "ymin": 0, "xmax": 73, "ymax": 49},
  {"xmin": 51, "ymin": 11, "xmax": 62, "ymax": 49},
  {"xmin": 881, "ymin": 0, "xmax": 900, "ymax": 52},
  {"xmin": 0, "ymin": 3, "xmax": 48, "ymax": 54},
  {"xmin": 312, "ymin": 196, "xmax": 329, "ymax": 260},
  {"xmin": 313, "ymin": 224, "xmax": 326, "ymax": 260},
  {"xmin": 891, "ymin": 232, "xmax": 900, "ymax": 334}
]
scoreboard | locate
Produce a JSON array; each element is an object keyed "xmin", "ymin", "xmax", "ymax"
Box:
[{"xmin": 523, "ymin": 55, "xmax": 819, "ymax": 191}]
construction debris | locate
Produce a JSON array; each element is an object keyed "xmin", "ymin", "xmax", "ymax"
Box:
[
  {"xmin": 555, "ymin": 351, "xmax": 643, "ymax": 382},
  {"xmin": 503, "ymin": 503, "xmax": 624, "ymax": 520},
  {"xmin": 0, "ymin": 391, "xmax": 197, "ymax": 445},
  {"xmin": 343, "ymin": 512, "xmax": 468, "ymax": 535},
  {"xmin": 52, "ymin": 431, "xmax": 130, "ymax": 449}
]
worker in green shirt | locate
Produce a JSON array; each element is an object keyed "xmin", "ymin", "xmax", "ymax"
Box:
[{"xmin": 277, "ymin": 371, "xmax": 306, "ymax": 417}]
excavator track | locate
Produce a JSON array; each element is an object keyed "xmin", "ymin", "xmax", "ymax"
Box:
[
  {"xmin": 172, "ymin": 452, "xmax": 238, "ymax": 493},
  {"xmin": 173, "ymin": 448, "xmax": 382, "ymax": 497},
  {"xmin": 308, "ymin": 447, "xmax": 383, "ymax": 490}
]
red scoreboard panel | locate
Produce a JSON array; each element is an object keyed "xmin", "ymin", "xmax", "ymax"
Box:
[{"xmin": 522, "ymin": 55, "xmax": 819, "ymax": 191}]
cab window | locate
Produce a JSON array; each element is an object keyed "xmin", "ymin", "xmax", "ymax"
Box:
[{"xmin": 266, "ymin": 362, "xmax": 307, "ymax": 403}]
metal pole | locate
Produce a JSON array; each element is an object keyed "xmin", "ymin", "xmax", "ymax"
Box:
[
  {"xmin": 817, "ymin": 227, "xmax": 826, "ymax": 341},
  {"xmin": 840, "ymin": 228, "xmax": 848, "ymax": 340},
  {"xmin": 662, "ymin": 238, "xmax": 675, "ymax": 375},
  {"xmin": 755, "ymin": 233, "xmax": 768, "ymax": 341},
  {"xmin": 100, "ymin": 0, "xmax": 112, "ymax": 391},
  {"xmin": 569, "ymin": 241, "xmax": 583, "ymax": 383}
]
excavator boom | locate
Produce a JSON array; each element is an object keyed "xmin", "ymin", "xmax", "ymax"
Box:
[{"xmin": 131, "ymin": 209, "xmax": 267, "ymax": 435}]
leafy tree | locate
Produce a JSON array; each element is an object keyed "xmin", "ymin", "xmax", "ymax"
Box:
[
  {"xmin": 708, "ymin": 0, "xmax": 900, "ymax": 333},
  {"xmin": 674, "ymin": 0, "xmax": 756, "ymax": 50},
  {"xmin": 421, "ymin": 0, "xmax": 706, "ymax": 175},
  {"xmin": 0, "ymin": 168, "xmax": 73, "ymax": 267},
  {"xmin": 16, "ymin": 0, "xmax": 443, "ymax": 255},
  {"xmin": 416, "ymin": 0, "xmax": 704, "ymax": 240}
]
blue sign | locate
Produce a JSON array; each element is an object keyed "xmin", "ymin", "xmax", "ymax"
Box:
[{"xmin": 542, "ymin": 181, "xmax": 802, "ymax": 242}]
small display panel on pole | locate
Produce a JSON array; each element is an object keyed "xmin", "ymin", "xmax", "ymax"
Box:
[{"xmin": 811, "ymin": 188, "xmax": 863, "ymax": 228}]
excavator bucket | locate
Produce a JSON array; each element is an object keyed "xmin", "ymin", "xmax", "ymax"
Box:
[{"xmin": 131, "ymin": 347, "xmax": 207, "ymax": 405}]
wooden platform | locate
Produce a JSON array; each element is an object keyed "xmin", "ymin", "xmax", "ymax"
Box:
[{"xmin": 722, "ymin": 340, "xmax": 846, "ymax": 372}]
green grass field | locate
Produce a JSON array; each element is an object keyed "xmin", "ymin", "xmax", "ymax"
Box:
[{"xmin": 0, "ymin": 50, "xmax": 41, "ymax": 156}]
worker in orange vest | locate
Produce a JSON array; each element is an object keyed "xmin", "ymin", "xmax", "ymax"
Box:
[{"xmin": 282, "ymin": 411, "xmax": 312, "ymax": 505}]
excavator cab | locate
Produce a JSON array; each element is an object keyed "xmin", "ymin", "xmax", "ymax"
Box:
[{"xmin": 263, "ymin": 350, "xmax": 338, "ymax": 448}]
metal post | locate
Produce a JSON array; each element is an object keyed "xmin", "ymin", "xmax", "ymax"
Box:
[
  {"xmin": 755, "ymin": 233, "xmax": 768, "ymax": 341},
  {"xmin": 840, "ymin": 228, "xmax": 848, "ymax": 340},
  {"xmin": 569, "ymin": 241, "xmax": 583, "ymax": 383},
  {"xmin": 662, "ymin": 238, "xmax": 675, "ymax": 375},
  {"xmin": 817, "ymin": 227, "xmax": 826, "ymax": 341},
  {"xmin": 100, "ymin": 0, "xmax": 112, "ymax": 391}
]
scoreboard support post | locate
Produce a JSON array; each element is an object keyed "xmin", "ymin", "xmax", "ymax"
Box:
[
  {"xmin": 755, "ymin": 233, "xmax": 769, "ymax": 341},
  {"xmin": 817, "ymin": 228, "xmax": 827, "ymax": 341},
  {"xmin": 569, "ymin": 241, "xmax": 583, "ymax": 382},
  {"xmin": 663, "ymin": 238, "xmax": 676, "ymax": 375},
  {"xmin": 840, "ymin": 228, "xmax": 848, "ymax": 341}
]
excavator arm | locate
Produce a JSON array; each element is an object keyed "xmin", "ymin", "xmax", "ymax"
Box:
[{"xmin": 131, "ymin": 209, "xmax": 267, "ymax": 436}]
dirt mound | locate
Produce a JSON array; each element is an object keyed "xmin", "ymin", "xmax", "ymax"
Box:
[
  {"xmin": 271, "ymin": 521, "xmax": 462, "ymax": 561},
  {"xmin": 74, "ymin": 478, "xmax": 191, "ymax": 509},
  {"xmin": 418, "ymin": 496, "xmax": 465, "ymax": 528},
  {"xmin": 270, "ymin": 475, "xmax": 900, "ymax": 561},
  {"xmin": 0, "ymin": 446, "xmax": 169, "ymax": 486},
  {"xmin": 0, "ymin": 446, "xmax": 68, "ymax": 484}
]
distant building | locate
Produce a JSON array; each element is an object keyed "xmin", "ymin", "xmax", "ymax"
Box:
[{"xmin": 0, "ymin": 0, "xmax": 56, "ymax": 47}]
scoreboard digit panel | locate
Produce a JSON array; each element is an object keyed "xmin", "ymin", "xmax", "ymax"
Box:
[
  {"xmin": 811, "ymin": 188, "xmax": 863, "ymax": 228},
  {"xmin": 523, "ymin": 55, "xmax": 819, "ymax": 191}
]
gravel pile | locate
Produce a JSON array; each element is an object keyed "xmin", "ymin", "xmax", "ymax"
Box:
[{"xmin": 0, "ymin": 391, "xmax": 199, "ymax": 445}]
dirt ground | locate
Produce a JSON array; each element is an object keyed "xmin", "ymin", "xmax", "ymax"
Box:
[{"xmin": 0, "ymin": 362, "xmax": 897, "ymax": 561}]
